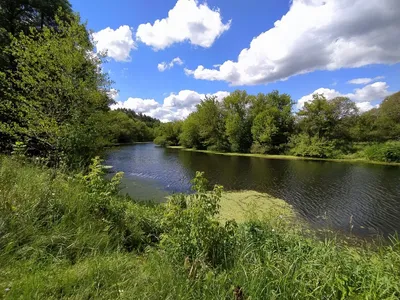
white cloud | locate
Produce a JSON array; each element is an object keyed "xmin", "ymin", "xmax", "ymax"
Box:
[
  {"xmin": 111, "ymin": 98, "xmax": 159, "ymax": 113},
  {"xmin": 297, "ymin": 81, "xmax": 392, "ymax": 112},
  {"xmin": 158, "ymin": 57, "xmax": 184, "ymax": 72},
  {"xmin": 347, "ymin": 76, "xmax": 385, "ymax": 85},
  {"xmin": 347, "ymin": 78, "xmax": 374, "ymax": 85},
  {"xmin": 108, "ymin": 89, "xmax": 119, "ymax": 100},
  {"xmin": 136, "ymin": 0, "xmax": 231, "ymax": 50},
  {"xmin": 185, "ymin": 0, "xmax": 400, "ymax": 85},
  {"xmin": 111, "ymin": 90, "xmax": 230, "ymax": 122},
  {"xmin": 93, "ymin": 25, "xmax": 136, "ymax": 62},
  {"xmin": 356, "ymin": 102, "xmax": 376, "ymax": 112}
]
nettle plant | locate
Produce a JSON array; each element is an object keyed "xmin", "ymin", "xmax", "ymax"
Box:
[{"xmin": 161, "ymin": 171, "xmax": 237, "ymax": 268}]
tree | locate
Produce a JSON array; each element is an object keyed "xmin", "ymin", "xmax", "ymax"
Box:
[
  {"xmin": 116, "ymin": 108, "xmax": 160, "ymax": 129},
  {"xmin": 296, "ymin": 94, "xmax": 334, "ymax": 139},
  {"xmin": 0, "ymin": 13, "xmax": 112, "ymax": 166},
  {"xmin": 154, "ymin": 121, "xmax": 182, "ymax": 147},
  {"xmin": 351, "ymin": 108, "xmax": 380, "ymax": 142},
  {"xmin": 179, "ymin": 113, "xmax": 201, "ymax": 149},
  {"xmin": 195, "ymin": 96, "xmax": 228, "ymax": 151},
  {"xmin": 293, "ymin": 94, "xmax": 359, "ymax": 158},
  {"xmin": 223, "ymin": 90, "xmax": 252, "ymax": 152},
  {"xmin": 329, "ymin": 96, "xmax": 359, "ymax": 143},
  {"xmin": 250, "ymin": 91, "xmax": 294, "ymax": 154},
  {"xmin": 0, "ymin": 0, "xmax": 73, "ymax": 71},
  {"xmin": 376, "ymin": 92, "xmax": 400, "ymax": 140},
  {"xmin": 0, "ymin": 0, "xmax": 72, "ymax": 33}
]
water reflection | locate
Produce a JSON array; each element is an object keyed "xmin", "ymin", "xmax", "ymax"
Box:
[{"xmin": 106, "ymin": 144, "xmax": 400, "ymax": 237}]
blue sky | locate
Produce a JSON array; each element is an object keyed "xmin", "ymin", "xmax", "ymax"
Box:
[{"xmin": 70, "ymin": 0, "xmax": 400, "ymax": 121}]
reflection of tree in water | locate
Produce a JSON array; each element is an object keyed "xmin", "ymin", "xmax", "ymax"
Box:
[{"xmin": 107, "ymin": 144, "xmax": 400, "ymax": 237}]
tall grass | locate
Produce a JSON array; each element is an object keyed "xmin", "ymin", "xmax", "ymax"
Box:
[
  {"xmin": 363, "ymin": 141, "xmax": 400, "ymax": 163},
  {"xmin": 1, "ymin": 156, "xmax": 400, "ymax": 299}
]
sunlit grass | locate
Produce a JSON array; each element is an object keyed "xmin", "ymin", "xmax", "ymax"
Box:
[{"xmin": 1, "ymin": 156, "xmax": 400, "ymax": 299}]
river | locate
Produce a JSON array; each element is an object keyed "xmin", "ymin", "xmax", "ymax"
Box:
[{"xmin": 105, "ymin": 143, "xmax": 400, "ymax": 237}]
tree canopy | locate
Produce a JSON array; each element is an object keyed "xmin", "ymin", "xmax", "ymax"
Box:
[{"xmin": 154, "ymin": 90, "xmax": 400, "ymax": 160}]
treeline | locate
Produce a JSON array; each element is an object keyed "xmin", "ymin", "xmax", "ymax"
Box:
[
  {"xmin": 154, "ymin": 90, "xmax": 400, "ymax": 162},
  {"xmin": 0, "ymin": 0, "xmax": 156, "ymax": 168}
]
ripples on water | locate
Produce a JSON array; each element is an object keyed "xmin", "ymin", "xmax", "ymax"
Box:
[{"xmin": 106, "ymin": 143, "xmax": 400, "ymax": 237}]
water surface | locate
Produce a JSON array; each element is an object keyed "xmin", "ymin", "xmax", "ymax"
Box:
[{"xmin": 106, "ymin": 143, "xmax": 400, "ymax": 237}]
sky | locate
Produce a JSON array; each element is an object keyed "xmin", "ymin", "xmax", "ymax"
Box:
[{"xmin": 70, "ymin": 0, "xmax": 400, "ymax": 122}]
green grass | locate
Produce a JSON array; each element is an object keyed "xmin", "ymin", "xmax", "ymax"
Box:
[
  {"xmin": 168, "ymin": 146, "xmax": 400, "ymax": 166},
  {"xmin": 1, "ymin": 156, "xmax": 400, "ymax": 299}
]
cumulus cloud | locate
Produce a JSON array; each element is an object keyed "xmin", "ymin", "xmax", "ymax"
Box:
[
  {"xmin": 111, "ymin": 98, "xmax": 159, "ymax": 113},
  {"xmin": 347, "ymin": 76, "xmax": 385, "ymax": 85},
  {"xmin": 158, "ymin": 57, "xmax": 184, "ymax": 72},
  {"xmin": 108, "ymin": 89, "xmax": 119, "ymax": 100},
  {"xmin": 111, "ymin": 90, "xmax": 230, "ymax": 122},
  {"xmin": 136, "ymin": 0, "xmax": 231, "ymax": 50},
  {"xmin": 185, "ymin": 0, "xmax": 400, "ymax": 85},
  {"xmin": 93, "ymin": 25, "xmax": 136, "ymax": 62},
  {"xmin": 297, "ymin": 82, "xmax": 392, "ymax": 112}
]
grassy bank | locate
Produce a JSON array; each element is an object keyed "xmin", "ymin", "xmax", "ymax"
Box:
[
  {"xmin": 1, "ymin": 156, "xmax": 400, "ymax": 299},
  {"xmin": 167, "ymin": 146, "xmax": 400, "ymax": 166}
]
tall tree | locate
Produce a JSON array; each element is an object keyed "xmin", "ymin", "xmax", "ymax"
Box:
[
  {"xmin": 250, "ymin": 91, "xmax": 294, "ymax": 154},
  {"xmin": 223, "ymin": 90, "xmax": 253, "ymax": 152},
  {"xmin": 376, "ymin": 92, "xmax": 400, "ymax": 140},
  {"xmin": 0, "ymin": 13, "xmax": 111, "ymax": 166},
  {"xmin": 0, "ymin": 0, "xmax": 73, "ymax": 71},
  {"xmin": 196, "ymin": 96, "xmax": 228, "ymax": 151},
  {"xmin": 179, "ymin": 113, "xmax": 201, "ymax": 149},
  {"xmin": 293, "ymin": 94, "xmax": 358, "ymax": 158}
]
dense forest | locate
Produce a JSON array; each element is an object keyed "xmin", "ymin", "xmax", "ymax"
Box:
[
  {"xmin": 0, "ymin": 1, "xmax": 156, "ymax": 168},
  {"xmin": 154, "ymin": 90, "xmax": 400, "ymax": 162}
]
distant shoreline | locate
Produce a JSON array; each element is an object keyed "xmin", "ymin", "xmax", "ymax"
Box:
[{"xmin": 166, "ymin": 146, "xmax": 400, "ymax": 167}]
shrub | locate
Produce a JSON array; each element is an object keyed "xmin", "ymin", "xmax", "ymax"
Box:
[
  {"xmin": 363, "ymin": 141, "xmax": 400, "ymax": 162},
  {"xmin": 160, "ymin": 172, "xmax": 237, "ymax": 268},
  {"xmin": 290, "ymin": 134, "xmax": 342, "ymax": 158}
]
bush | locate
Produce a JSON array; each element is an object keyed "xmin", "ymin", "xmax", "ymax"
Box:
[
  {"xmin": 363, "ymin": 141, "xmax": 400, "ymax": 162},
  {"xmin": 290, "ymin": 134, "xmax": 342, "ymax": 158},
  {"xmin": 160, "ymin": 172, "xmax": 237, "ymax": 268}
]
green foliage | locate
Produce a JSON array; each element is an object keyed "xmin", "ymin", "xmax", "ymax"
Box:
[
  {"xmin": 223, "ymin": 91, "xmax": 253, "ymax": 152},
  {"xmin": 375, "ymin": 92, "xmax": 400, "ymax": 140},
  {"xmin": 351, "ymin": 109, "xmax": 380, "ymax": 142},
  {"xmin": 115, "ymin": 108, "xmax": 161, "ymax": 129},
  {"xmin": 1, "ymin": 158, "xmax": 400, "ymax": 299},
  {"xmin": 0, "ymin": 13, "xmax": 112, "ymax": 167},
  {"xmin": 161, "ymin": 171, "xmax": 237, "ymax": 267},
  {"xmin": 0, "ymin": 156, "xmax": 163, "ymax": 263},
  {"xmin": 363, "ymin": 141, "xmax": 400, "ymax": 163},
  {"xmin": 153, "ymin": 121, "xmax": 182, "ymax": 146},
  {"xmin": 290, "ymin": 133, "xmax": 341, "ymax": 158},
  {"xmin": 251, "ymin": 91, "xmax": 294, "ymax": 154},
  {"xmin": 104, "ymin": 111, "xmax": 154, "ymax": 144},
  {"xmin": 179, "ymin": 113, "xmax": 201, "ymax": 148},
  {"xmin": 293, "ymin": 95, "xmax": 358, "ymax": 158},
  {"xmin": 195, "ymin": 97, "xmax": 228, "ymax": 151},
  {"xmin": 154, "ymin": 89, "xmax": 400, "ymax": 159}
]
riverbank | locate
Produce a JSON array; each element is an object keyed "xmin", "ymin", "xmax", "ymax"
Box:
[
  {"xmin": 1, "ymin": 156, "xmax": 399, "ymax": 299},
  {"xmin": 167, "ymin": 146, "xmax": 400, "ymax": 166}
]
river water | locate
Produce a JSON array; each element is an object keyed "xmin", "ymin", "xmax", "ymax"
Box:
[{"xmin": 105, "ymin": 143, "xmax": 400, "ymax": 237}]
